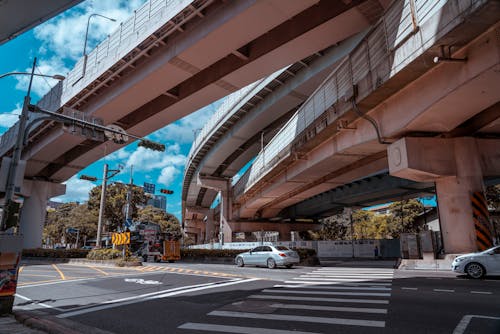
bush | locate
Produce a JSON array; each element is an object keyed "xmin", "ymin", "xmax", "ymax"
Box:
[
  {"xmin": 181, "ymin": 248, "xmax": 317, "ymax": 261},
  {"xmin": 23, "ymin": 248, "xmax": 89, "ymax": 258},
  {"xmin": 86, "ymin": 248, "xmax": 122, "ymax": 260}
]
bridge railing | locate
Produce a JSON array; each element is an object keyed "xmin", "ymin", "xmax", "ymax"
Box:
[
  {"xmin": 61, "ymin": 0, "xmax": 195, "ymax": 104},
  {"xmin": 233, "ymin": 0, "xmax": 481, "ymax": 199},
  {"xmin": 186, "ymin": 68, "xmax": 286, "ymax": 171}
]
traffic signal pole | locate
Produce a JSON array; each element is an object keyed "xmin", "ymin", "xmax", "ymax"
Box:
[{"xmin": 96, "ymin": 164, "xmax": 108, "ymax": 249}]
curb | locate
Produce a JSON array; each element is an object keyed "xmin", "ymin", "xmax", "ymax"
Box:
[{"xmin": 14, "ymin": 310, "xmax": 114, "ymax": 334}]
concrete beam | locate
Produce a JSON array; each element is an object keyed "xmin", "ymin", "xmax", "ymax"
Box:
[{"xmin": 388, "ymin": 137, "xmax": 500, "ymax": 182}]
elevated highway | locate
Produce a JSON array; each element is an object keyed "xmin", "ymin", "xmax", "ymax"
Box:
[
  {"xmin": 186, "ymin": 0, "xmax": 500, "ymax": 254},
  {"xmin": 1, "ymin": 0, "xmax": 389, "ymax": 248}
]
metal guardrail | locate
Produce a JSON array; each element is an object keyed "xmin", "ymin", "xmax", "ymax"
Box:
[
  {"xmin": 232, "ymin": 0, "xmax": 484, "ymax": 198},
  {"xmin": 61, "ymin": 0, "xmax": 195, "ymax": 104},
  {"xmin": 186, "ymin": 68, "xmax": 286, "ymax": 173},
  {"xmin": 0, "ymin": 0, "xmax": 199, "ymax": 157}
]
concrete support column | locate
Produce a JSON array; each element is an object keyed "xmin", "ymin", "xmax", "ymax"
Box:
[
  {"xmin": 197, "ymin": 175, "xmax": 233, "ymax": 244},
  {"xmin": 435, "ymin": 138, "xmax": 484, "ymax": 253},
  {"xmin": 205, "ymin": 210, "xmax": 215, "ymax": 243},
  {"xmin": 19, "ymin": 180, "xmax": 66, "ymax": 249},
  {"xmin": 389, "ymin": 137, "xmax": 499, "ymax": 254}
]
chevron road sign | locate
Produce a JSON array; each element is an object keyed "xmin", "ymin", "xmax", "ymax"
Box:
[{"xmin": 112, "ymin": 232, "xmax": 130, "ymax": 245}]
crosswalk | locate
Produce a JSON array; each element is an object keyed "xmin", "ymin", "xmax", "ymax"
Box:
[{"xmin": 178, "ymin": 267, "xmax": 394, "ymax": 333}]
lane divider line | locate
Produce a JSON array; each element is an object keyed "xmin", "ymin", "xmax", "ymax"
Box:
[{"xmin": 51, "ymin": 264, "xmax": 66, "ymax": 280}]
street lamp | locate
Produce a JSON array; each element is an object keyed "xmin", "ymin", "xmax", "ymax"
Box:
[
  {"xmin": 0, "ymin": 72, "xmax": 65, "ymax": 81},
  {"xmin": 82, "ymin": 13, "xmax": 116, "ymax": 77},
  {"xmin": 0, "ymin": 58, "xmax": 65, "ymax": 231}
]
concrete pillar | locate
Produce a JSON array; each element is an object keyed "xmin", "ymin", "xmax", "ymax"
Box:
[
  {"xmin": 205, "ymin": 211, "xmax": 215, "ymax": 243},
  {"xmin": 388, "ymin": 137, "xmax": 499, "ymax": 254},
  {"xmin": 197, "ymin": 175, "xmax": 233, "ymax": 244},
  {"xmin": 19, "ymin": 180, "xmax": 66, "ymax": 249}
]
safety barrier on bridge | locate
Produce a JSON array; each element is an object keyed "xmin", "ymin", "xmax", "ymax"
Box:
[{"xmin": 233, "ymin": 0, "xmax": 488, "ymax": 199}]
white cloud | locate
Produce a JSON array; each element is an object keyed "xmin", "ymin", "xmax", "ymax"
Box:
[
  {"xmin": 151, "ymin": 102, "xmax": 218, "ymax": 144},
  {"xmin": 34, "ymin": 0, "xmax": 147, "ymax": 61},
  {"xmin": 158, "ymin": 166, "xmax": 179, "ymax": 186},
  {"xmin": 106, "ymin": 147, "xmax": 131, "ymax": 161},
  {"xmin": 51, "ymin": 175, "xmax": 96, "ymax": 203},
  {"xmin": 15, "ymin": 57, "xmax": 70, "ymax": 98},
  {"xmin": 125, "ymin": 145, "xmax": 186, "ymax": 172},
  {"xmin": 0, "ymin": 105, "xmax": 21, "ymax": 130}
]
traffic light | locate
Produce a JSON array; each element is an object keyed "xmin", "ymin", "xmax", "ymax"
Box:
[
  {"xmin": 80, "ymin": 175, "xmax": 97, "ymax": 182},
  {"xmin": 138, "ymin": 139, "xmax": 165, "ymax": 152},
  {"xmin": 160, "ymin": 189, "xmax": 173, "ymax": 194}
]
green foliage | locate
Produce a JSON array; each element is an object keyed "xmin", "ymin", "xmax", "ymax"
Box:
[
  {"xmin": 486, "ymin": 185, "xmax": 500, "ymax": 210},
  {"xmin": 137, "ymin": 206, "xmax": 182, "ymax": 238},
  {"xmin": 22, "ymin": 248, "xmax": 89, "ymax": 258},
  {"xmin": 180, "ymin": 248, "xmax": 316, "ymax": 261},
  {"xmin": 388, "ymin": 199, "xmax": 425, "ymax": 237},
  {"xmin": 86, "ymin": 248, "xmax": 122, "ymax": 260},
  {"xmin": 87, "ymin": 183, "xmax": 148, "ymax": 231},
  {"xmin": 352, "ymin": 210, "xmax": 393, "ymax": 239},
  {"xmin": 44, "ymin": 202, "xmax": 98, "ymax": 247}
]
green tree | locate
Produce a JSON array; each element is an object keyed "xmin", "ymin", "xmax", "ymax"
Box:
[
  {"xmin": 388, "ymin": 199, "xmax": 425, "ymax": 237},
  {"xmin": 315, "ymin": 213, "xmax": 349, "ymax": 240},
  {"xmin": 87, "ymin": 182, "xmax": 148, "ymax": 231},
  {"xmin": 44, "ymin": 202, "xmax": 98, "ymax": 247},
  {"xmin": 137, "ymin": 205, "xmax": 182, "ymax": 238}
]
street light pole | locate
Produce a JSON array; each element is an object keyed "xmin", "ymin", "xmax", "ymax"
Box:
[
  {"xmin": 96, "ymin": 163, "xmax": 108, "ymax": 248},
  {"xmin": 82, "ymin": 14, "xmax": 116, "ymax": 78},
  {"xmin": 0, "ymin": 58, "xmax": 36, "ymax": 231}
]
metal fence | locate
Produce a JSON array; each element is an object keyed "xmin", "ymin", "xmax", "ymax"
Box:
[{"xmin": 233, "ymin": 0, "xmax": 483, "ymax": 198}]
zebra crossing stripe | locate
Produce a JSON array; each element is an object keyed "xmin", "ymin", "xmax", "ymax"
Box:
[
  {"xmin": 274, "ymin": 284, "xmax": 391, "ymax": 291},
  {"xmin": 178, "ymin": 322, "xmax": 321, "ymax": 334},
  {"xmin": 270, "ymin": 303, "xmax": 388, "ymax": 314},
  {"xmin": 262, "ymin": 289, "xmax": 390, "ymax": 297},
  {"xmin": 208, "ymin": 310, "xmax": 385, "ymax": 328},
  {"xmin": 284, "ymin": 281, "xmax": 391, "ymax": 286},
  {"xmin": 249, "ymin": 294, "xmax": 389, "ymax": 304}
]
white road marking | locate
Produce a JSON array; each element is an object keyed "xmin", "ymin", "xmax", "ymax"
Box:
[
  {"xmin": 294, "ymin": 277, "xmax": 392, "ymax": 282},
  {"xmin": 208, "ymin": 310, "xmax": 385, "ymax": 328},
  {"xmin": 15, "ymin": 293, "xmax": 65, "ymax": 312},
  {"xmin": 284, "ymin": 281, "xmax": 391, "ymax": 286},
  {"xmin": 401, "ymin": 287, "xmax": 418, "ymax": 290},
  {"xmin": 262, "ymin": 289, "xmax": 390, "ymax": 297},
  {"xmin": 470, "ymin": 291, "xmax": 492, "ymax": 294},
  {"xmin": 274, "ymin": 284, "xmax": 391, "ymax": 291},
  {"xmin": 453, "ymin": 315, "xmax": 500, "ymax": 334},
  {"xmin": 123, "ymin": 278, "xmax": 162, "ymax": 285},
  {"xmin": 433, "ymin": 289, "xmax": 455, "ymax": 293},
  {"xmin": 58, "ymin": 278, "xmax": 259, "ymax": 318},
  {"xmin": 270, "ymin": 303, "xmax": 388, "ymax": 314},
  {"xmin": 249, "ymin": 294, "xmax": 389, "ymax": 304},
  {"xmin": 178, "ymin": 322, "xmax": 320, "ymax": 334}
]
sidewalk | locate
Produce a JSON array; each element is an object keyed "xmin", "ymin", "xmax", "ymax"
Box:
[{"xmin": 1, "ymin": 310, "xmax": 114, "ymax": 334}]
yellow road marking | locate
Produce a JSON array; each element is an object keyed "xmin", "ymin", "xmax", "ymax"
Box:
[
  {"xmin": 18, "ymin": 266, "xmax": 24, "ymax": 274},
  {"xmin": 52, "ymin": 264, "xmax": 66, "ymax": 280},
  {"xmin": 87, "ymin": 266, "xmax": 109, "ymax": 276}
]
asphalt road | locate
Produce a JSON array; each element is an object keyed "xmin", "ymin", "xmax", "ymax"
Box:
[{"xmin": 14, "ymin": 262, "xmax": 500, "ymax": 333}]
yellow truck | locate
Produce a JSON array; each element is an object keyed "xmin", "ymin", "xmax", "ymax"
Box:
[{"xmin": 162, "ymin": 240, "xmax": 181, "ymax": 262}]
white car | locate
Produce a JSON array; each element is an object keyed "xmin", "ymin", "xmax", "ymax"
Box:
[
  {"xmin": 452, "ymin": 246, "xmax": 500, "ymax": 278},
  {"xmin": 235, "ymin": 245, "xmax": 300, "ymax": 269}
]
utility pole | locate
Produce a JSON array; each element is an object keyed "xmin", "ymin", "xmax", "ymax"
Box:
[
  {"xmin": 0, "ymin": 58, "xmax": 36, "ymax": 231},
  {"xmin": 96, "ymin": 164, "xmax": 108, "ymax": 248}
]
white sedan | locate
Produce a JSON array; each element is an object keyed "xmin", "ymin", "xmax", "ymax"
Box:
[
  {"xmin": 235, "ymin": 245, "xmax": 300, "ymax": 269},
  {"xmin": 452, "ymin": 245, "xmax": 500, "ymax": 279}
]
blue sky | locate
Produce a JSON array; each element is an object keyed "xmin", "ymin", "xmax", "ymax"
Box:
[{"xmin": 0, "ymin": 0, "xmax": 220, "ymax": 220}]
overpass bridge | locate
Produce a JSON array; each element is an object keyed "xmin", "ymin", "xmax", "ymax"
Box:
[
  {"xmin": 185, "ymin": 0, "xmax": 500, "ymax": 254},
  {"xmin": 1, "ymin": 0, "xmax": 388, "ymax": 248}
]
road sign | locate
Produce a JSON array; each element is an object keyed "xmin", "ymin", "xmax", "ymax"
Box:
[
  {"xmin": 112, "ymin": 232, "xmax": 130, "ymax": 245},
  {"xmin": 143, "ymin": 182, "xmax": 155, "ymax": 194}
]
